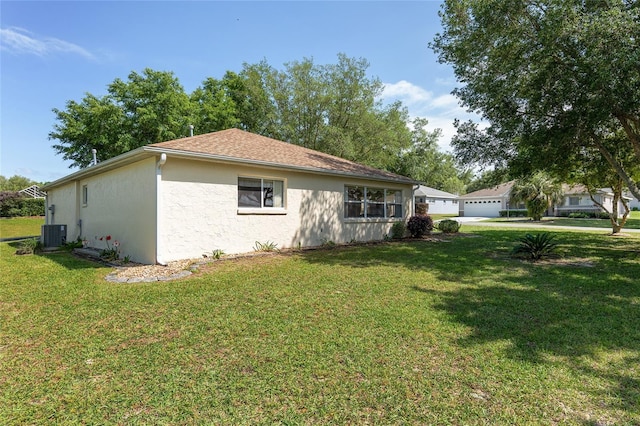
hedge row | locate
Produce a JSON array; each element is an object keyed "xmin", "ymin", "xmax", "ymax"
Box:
[
  {"xmin": 498, "ymin": 209, "xmax": 528, "ymax": 217},
  {"xmin": 0, "ymin": 192, "xmax": 45, "ymax": 217},
  {"xmin": 558, "ymin": 211, "xmax": 611, "ymax": 219}
]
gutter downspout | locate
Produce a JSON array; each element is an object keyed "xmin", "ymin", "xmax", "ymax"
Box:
[
  {"xmin": 412, "ymin": 184, "xmax": 419, "ymax": 216},
  {"xmin": 156, "ymin": 153, "xmax": 167, "ymax": 265}
]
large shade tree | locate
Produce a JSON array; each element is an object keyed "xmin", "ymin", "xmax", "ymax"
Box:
[
  {"xmin": 236, "ymin": 55, "xmax": 415, "ymax": 170},
  {"xmin": 50, "ymin": 69, "xmax": 194, "ymax": 168},
  {"xmin": 431, "ymin": 0, "xmax": 640, "ymax": 200},
  {"xmin": 391, "ymin": 118, "xmax": 471, "ymax": 194},
  {"xmin": 568, "ymin": 132, "xmax": 639, "ymax": 233},
  {"xmin": 49, "ymin": 55, "xmax": 419, "ymax": 173}
]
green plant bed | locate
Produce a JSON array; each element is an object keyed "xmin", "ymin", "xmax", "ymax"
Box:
[{"xmin": 1, "ymin": 229, "xmax": 639, "ymax": 424}]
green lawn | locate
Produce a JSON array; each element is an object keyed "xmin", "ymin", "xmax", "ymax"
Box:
[
  {"xmin": 429, "ymin": 213, "xmax": 458, "ymax": 221},
  {"xmin": 0, "ymin": 216, "xmax": 44, "ymax": 239},
  {"xmin": 490, "ymin": 210, "xmax": 640, "ymax": 230},
  {"xmin": 1, "ymin": 227, "xmax": 639, "ymax": 424}
]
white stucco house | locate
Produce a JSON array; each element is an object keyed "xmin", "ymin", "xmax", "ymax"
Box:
[
  {"xmin": 458, "ymin": 181, "xmax": 631, "ymax": 218},
  {"xmin": 414, "ymin": 185, "xmax": 458, "ymax": 215},
  {"xmin": 41, "ymin": 129, "xmax": 417, "ymax": 264},
  {"xmin": 457, "ymin": 181, "xmax": 516, "ymax": 217},
  {"xmin": 627, "ymin": 193, "xmax": 640, "ymax": 211},
  {"xmin": 556, "ymin": 185, "xmax": 631, "ymax": 217}
]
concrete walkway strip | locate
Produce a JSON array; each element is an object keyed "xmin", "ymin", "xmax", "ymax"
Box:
[{"xmin": 0, "ymin": 235, "xmax": 40, "ymax": 242}]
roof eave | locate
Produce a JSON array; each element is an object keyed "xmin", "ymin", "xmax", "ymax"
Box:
[
  {"xmin": 40, "ymin": 148, "xmax": 149, "ymax": 191},
  {"xmin": 41, "ymin": 145, "xmax": 417, "ymax": 191},
  {"xmin": 142, "ymin": 146, "xmax": 418, "ymax": 185}
]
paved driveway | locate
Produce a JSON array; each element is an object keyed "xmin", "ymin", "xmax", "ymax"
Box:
[{"xmin": 452, "ymin": 217, "xmax": 491, "ymax": 223}]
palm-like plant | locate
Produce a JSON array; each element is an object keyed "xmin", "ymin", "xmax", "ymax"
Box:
[
  {"xmin": 510, "ymin": 172, "xmax": 563, "ymax": 221},
  {"xmin": 513, "ymin": 233, "xmax": 559, "ymax": 261}
]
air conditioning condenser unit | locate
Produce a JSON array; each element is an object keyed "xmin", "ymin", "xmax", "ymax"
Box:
[{"xmin": 42, "ymin": 224, "xmax": 67, "ymax": 248}]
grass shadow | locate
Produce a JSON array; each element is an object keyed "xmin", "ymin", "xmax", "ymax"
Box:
[{"xmin": 301, "ymin": 228, "xmax": 640, "ymax": 416}]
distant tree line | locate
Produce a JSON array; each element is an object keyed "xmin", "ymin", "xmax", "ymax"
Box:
[
  {"xmin": 49, "ymin": 54, "xmax": 472, "ymax": 194},
  {"xmin": 0, "ymin": 175, "xmax": 45, "ymax": 217}
]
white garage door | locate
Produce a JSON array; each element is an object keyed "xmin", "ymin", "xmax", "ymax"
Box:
[{"xmin": 462, "ymin": 199, "xmax": 502, "ymax": 217}]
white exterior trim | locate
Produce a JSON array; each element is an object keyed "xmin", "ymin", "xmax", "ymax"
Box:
[{"xmin": 156, "ymin": 153, "xmax": 167, "ymax": 265}]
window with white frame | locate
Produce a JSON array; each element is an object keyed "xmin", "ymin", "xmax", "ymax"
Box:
[
  {"xmin": 238, "ymin": 177, "xmax": 284, "ymax": 208},
  {"xmin": 344, "ymin": 186, "xmax": 402, "ymax": 219},
  {"xmin": 569, "ymin": 196, "xmax": 580, "ymax": 206}
]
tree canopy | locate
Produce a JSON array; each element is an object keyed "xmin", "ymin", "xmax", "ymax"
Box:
[
  {"xmin": 391, "ymin": 118, "xmax": 470, "ymax": 194},
  {"xmin": 50, "ymin": 69, "xmax": 193, "ymax": 168},
  {"xmin": 0, "ymin": 175, "xmax": 41, "ymax": 192},
  {"xmin": 49, "ymin": 55, "xmax": 466, "ymax": 194},
  {"xmin": 432, "ymin": 0, "xmax": 640, "ymax": 199},
  {"xmin": 510, "ymin": 172, "xmax": 563, "ymax": 221}
]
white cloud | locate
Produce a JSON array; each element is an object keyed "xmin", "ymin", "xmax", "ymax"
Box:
[
  {"xmin": 0, "ymin": 27, "xmax": 96, "ymax": 60},
  {"xmin": 430, "ymin": 93, "xmax": 460, "ymax": 110},
  {"xmin": 382, "ymin": 80, "xmax": 433, "ymax": 105},
  {"xmin": 381, "ymin": 80, "xmax": 484, "ymax": 153}
]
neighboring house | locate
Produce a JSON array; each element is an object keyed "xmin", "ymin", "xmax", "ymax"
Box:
[
  {"xmin": 18, "ymin": 185, "xmax": 46, "ymax": 199},
  {"xmin": 414, "ymin": 185, "xmax": 458, "ymax": 215},
  {"xmin": 41, "ymin": 129, "xmax": 417, "ymax": 264},
  {"xmin": 556, "ymin": 185, "xmax": 631, "ymax": 217},
  {"xmin": 458, "ymin": 181, "xmax": 631, "ymax": 218},
  {"xmin": 457, "ymin": 181, "xmax": 515, "ymax": 217},
  {"xmin": 628, "ymin": 193, "xmax": 640, "ymax": 210}
]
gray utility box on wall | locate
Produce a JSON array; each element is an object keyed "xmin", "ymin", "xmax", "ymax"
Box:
[{"xmin": 42, "ymin": 224, "xmax": 67, "ymax": 247}]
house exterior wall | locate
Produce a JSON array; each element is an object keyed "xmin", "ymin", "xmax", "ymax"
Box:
[
  {"xmin": 158, "ymin": 158, "xmax": 412, "ymax": 262},
  {"xmin": 45, "ymin": 180, "xmax": 80, "ymax": 237},
  {"xmin": 80, "ymin": 158, "xmax": 157, "ymax": 263},
  {"xmin": 45, "ymin": 158, "xmax": 158, "ymax": 264},
  {"xmin": 556, "ymin": 193, "xmax": 629, "ymax": 217},
  {"xmin": 414, "ymin": 196, "xmax": 459, "ymax": 215},
  {"xmin": 459, "ymin": 197, "xmax": 507, "ymax": 217}
]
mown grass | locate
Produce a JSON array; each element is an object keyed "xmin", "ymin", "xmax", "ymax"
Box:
[
  {"xmin": 0, "ymin": 216, "xmax": 44, "ymax": 239},
  {"xmin": 428, "ymin": 213, "xmax": 458, "ymax": 221},
  {"xmin": 490, "ymin": 210, "xmax": 640, "ymax": 230},
  {"xmin": 1, "ymin": 227, "xmax": 639, "ymax": 424}
]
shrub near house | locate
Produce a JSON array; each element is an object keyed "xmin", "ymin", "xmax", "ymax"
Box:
[{"xmin": 0, "ymin": 192, "xmax": 45, "ymax": 217}]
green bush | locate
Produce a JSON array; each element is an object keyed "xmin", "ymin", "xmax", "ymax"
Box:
[
  {"xmin": 437, "ymin": 219, "xmax": 461, "ymax": 233},
  {"xmin": 568, "ymin": 212, "xmax": 589, "ymax": 218},
  {"xmin": 0, "ymin": 192, "xmax": 45, "ymax": 217},
  {"xmin": 61, "ymin": 238, "xmax": 84, "ymax": 251},
  {"xmin": 525, "ymin": 197, "xmax": 547, "ymax": 221},
  {"xmin": 15, "ymin": 237, "xmax": 42, "ymax": 255},
  {"xmin": 513, "ymin": 233, "xmax": 559, "ymax": 261},
  {"xmin": 566, "ymin": 211, "xmax": 611, "ymax": 219},
  {"xmin": 390, "ymin": 221, "xmax": 406, "ymax": 239},
  {"xmin": 498, "ymin": 209, "xmax": 528, "ymax": 217},
  {"xmin": 406, "ymin": 215, "xmax": 433, "ymax": 238}
]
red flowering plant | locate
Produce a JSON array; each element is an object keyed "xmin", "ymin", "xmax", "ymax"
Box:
[{"xmin": 98, "ymin": 235, "xmax": 120, "ymax": 261}]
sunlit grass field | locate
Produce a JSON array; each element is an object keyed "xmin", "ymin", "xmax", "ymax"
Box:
[
  {"xmin": 0, "ymin": 216, "xmax": 44, "ymax": 239},
  {"xmin": 1, "ymin": 226, "xmax": 639, "ymax": 424},
  {"xmin": 490, "ymin": 210, "xmax": 640, "ymax": 229}
]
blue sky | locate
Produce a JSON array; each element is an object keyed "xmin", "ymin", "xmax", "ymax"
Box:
[{"xmin": 1, "ymin": 1, "xmax": 475, "ymax": 183}]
